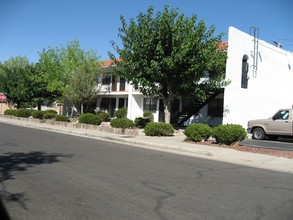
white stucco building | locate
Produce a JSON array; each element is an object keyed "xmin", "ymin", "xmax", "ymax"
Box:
[
  {"xmin": 95, "ymin": 26, "xmax": 293, "ymax": 129},
  {"xmin": 96, "ymin": 60, "xmax": 162, "ymax": 122},
  {"xmin": 223, "ymin": 26, "xmax": 293, "ymax": 128}
]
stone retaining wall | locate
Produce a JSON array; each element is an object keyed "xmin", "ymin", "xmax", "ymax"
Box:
[{"xmin": 0, "ymin": 115, "xmax": 140, "ymax": 136}]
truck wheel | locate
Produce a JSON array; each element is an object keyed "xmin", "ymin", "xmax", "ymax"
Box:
[{"xmin": 252, "ymin": 128, "xmax": 265, "ymax": 140}]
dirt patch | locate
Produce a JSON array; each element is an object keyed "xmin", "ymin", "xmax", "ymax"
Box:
[{"xmin": 186, "ymin": 141, "xmax": 293, "ymax": 159}]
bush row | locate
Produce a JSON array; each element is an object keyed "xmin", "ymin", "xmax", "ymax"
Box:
[
  {"xmin": 184, "ymin": 123, "xmax": 247, "ymax": 145},
  {"xmin": 4, "ymin": 109, "xmax": 58, "ymax": 118},
  {"xmin": 4, "ymin": 108, "xmax": 245, "ymax": 145},
  {"xmin": 4, "ymin": 109, "xmax": 69, "ymax": 121}
]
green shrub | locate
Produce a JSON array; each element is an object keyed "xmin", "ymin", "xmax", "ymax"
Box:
[
  {"xmin": 144, "ymin": 122, "xmax": 174, "ymax": 136},
  {"xmin": 44, "ymin": 112, "xmax": 56, "ymax": 119},
  {"xmin": 55, "ymin": 115, "xmax": 70, "ymax": 122},
  {"xmin": 184, "ymin": 124, "xmax": 212, "ymax": 142},
  {"xmin": 143, "ymin": 111, "xmax": 153, "ymax": 117},
  {"xmin": 212, "ymin": 124, "xmax": 247, "ymax": 146},
  {"xmin": 110, "ymin": 118, "xmax": 134, "ymax": 129},
  {"xmin": 114, "ymin": 107, "xmax": 127, "ymax": 118},
  {"xmin": 78, "ymin": 113, "xmax": 102, "ymax": 125},
  {"xmin": 45, "ymin": 109, "xmax": 58, "ymax": 114},
  {"xmin": 31, "ymin": 110, "xmax": 44, "ymax": 119},
  {"xmin": 14, "ymin": 109, "xmax": 31, "ymax": 118},
  {"xmin": 4, "ymin": 109, "xmax": 15, "ymax": 116},
  {"xmin": 134, "ymin": 117, "xmax": 151, "ymax": 128},
  {"xmin": 97, "ymin": 111, "xmax": 110, "ymax": 122}
]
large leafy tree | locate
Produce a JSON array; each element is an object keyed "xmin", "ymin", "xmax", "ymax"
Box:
[
  {"xmin": 37, "ymin": 40, "xmax": 100, "ymax": 113},
  {"xmin": 110, "ymin": 5, "xmax": 228, "ymax": 123},
  {"xmin": 64, "ymin": 63, "xmax": 100, "ymax": 114},
  {"xmin": 0, "ymin": 56, "xmax": 35, "ymax": 109}
]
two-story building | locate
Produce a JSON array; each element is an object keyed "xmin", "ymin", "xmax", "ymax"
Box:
[
  {"xmin": 96, "ymin": 59, "xmax": 162, "ymax": 122},
  {"xmin": 95, "ymin": 26, "xmax": 293, "ymax": 129}
]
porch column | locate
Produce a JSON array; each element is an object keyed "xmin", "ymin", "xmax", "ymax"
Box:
[
  {"xmin": 127, "ymin": 83, "xmax": 133, "ymax": 119},
  {"xmin": 96, "ymin": 97, "xmax": 101, "ymax": 112},
  {"xmin": 115, "ymin": 98, "xmax": 119, "ymax": 111}
]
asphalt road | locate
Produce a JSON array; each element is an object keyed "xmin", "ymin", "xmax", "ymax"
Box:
[
  {"xmin": 241, "ymin": 137, "xmax": 293, "ymax": 151},
  {"xmin": 1, "ymin": 123, "xmax": 293, "ymax": 220}
]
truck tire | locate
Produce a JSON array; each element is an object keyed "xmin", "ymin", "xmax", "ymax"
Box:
[{"xmin": 252, "ymin": 128, "xmax": 265, "ymax": 140}]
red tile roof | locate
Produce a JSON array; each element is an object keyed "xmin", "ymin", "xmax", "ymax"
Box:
[
  {"xmin": 100, "ymin": 58, "xmax": 123, "ymax": 67},
  {"xmin": 217, "ymin": 41, "xmax": 228, "ymax": 50}
]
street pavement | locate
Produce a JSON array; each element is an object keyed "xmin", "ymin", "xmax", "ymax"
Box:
[{"xmin": 0, "ymin": 116, "xmax": 292, "ymax": 174}]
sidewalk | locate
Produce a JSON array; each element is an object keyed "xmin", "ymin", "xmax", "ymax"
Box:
[{"xmin": 0, "ymin": 116, "xmax": 292, "ymax": 174}]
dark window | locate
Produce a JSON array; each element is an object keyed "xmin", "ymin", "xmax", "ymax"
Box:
[
  {"xmin": 102, "ymin": 75, "xmax": 111, "ymax": 85},
  {"xmin": 241, "ymin": 55, "xmax": 249, "ymax": 89},
  {"xmin": 118, "ymin": 98, "xmax": 125, "ymax": 108},
  {"xmin": 111, "ymin": 77, "xmax": 117, "ymax": 91},
  {"xmin": 273, "ymin": 110, "xmax": 289, "ymax": 120},
  {"xmin": 208, "ymin": 98, "xmax": 223, "ymax": 117},
  {"xmin": 143, "ymin": 98, "xmax": 157, "ymax": 112},
  {"xmin": 120, "ymin": 77, "xmax": 126, "ymax": 91}
]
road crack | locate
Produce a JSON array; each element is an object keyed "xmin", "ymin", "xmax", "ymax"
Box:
[{"xmin": 142, "ymin": 181, "xmax": 175, "ymax": 220}]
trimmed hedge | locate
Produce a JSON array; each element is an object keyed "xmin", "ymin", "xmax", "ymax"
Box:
[
  {"xmin": 78, "ymin": 113, "xmax": 102, "ymax": 126},
  {"xmin": 31, "ymin": 110, "xmax": 57, "ymax": 119},
  {"xmin": 110, "ymin": 118, "xmax": 134, "ymax": 129},
  {"xmin": 14, "ymin": 109, "xmax": 31, "ymax": 118},
  {"xmin": 4, "ymin": 109, "xmax": 15, "ymax": 116},
  {"xmin": 213, "ymin": 124, "xmax": 247, "ymax": 145},
  {"xmin": 114, "ymin": 107, "xmax": 127, "ymax": 118},
  {"xmin": 44, "ymin": 112, "xmax": 56, "ymax": 119},
  {"xmin": 144, "ymin": 111, "xmax": 153, "ymax": 118},
  {"xmin": 144, "ymin": 122, "xmax": 174, "ymax": 136},
  {"xmin": 45, "ymin": 109, "xmax": 58, "ymax": 114},
  {"xmin": 184, "ymin": 124, "xmax": 212, "ymax": 142},
  {"xmin": 97, "ymin": 111, "xmax": 110, "ymax": 122},
  {"xmin": 134, "ymin": 117, "xmax": 151, "ymax": 128},
  {"xmin": 31, "ymin": 110, "xmax": 44, "ymax": 119},
  {"xmin": 55, "ymin": 115, "xmax": 70, "ymax": 122}
]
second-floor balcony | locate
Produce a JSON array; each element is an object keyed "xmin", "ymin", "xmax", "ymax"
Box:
[{"xmin": 97, "ymin": 75, "xmax": 131, "ymax": 94}]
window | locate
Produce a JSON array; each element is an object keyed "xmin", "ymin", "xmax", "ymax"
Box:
[
  {"xmin": 118, "ymin": 98, "xmax": 125, "ymax": 108},
  {"xmin": 120, "ymin": 77, "xmax": 126, "ymax": 91},
  {"xmin": 143, "ymin": 98, "xmax": 157, "ymax": 112},
  {"xmin": 102, "ymin": 75, "xmax": 111, "ymax": 85},
  {"xmin": 241, "ymin": 55, "xmax": 249, "ymax": 89},
  {"xmin": 273, "ymin": 110, "xmax": 289, "ymax": 120},
  {"xmin": 208, "ymin": 98, "xmax": 223, "ymax": 117}
]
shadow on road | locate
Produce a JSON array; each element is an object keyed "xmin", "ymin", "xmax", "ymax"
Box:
[{"xmin": 0, "ymin": 151, "xmax": 72, "ymax": 208}]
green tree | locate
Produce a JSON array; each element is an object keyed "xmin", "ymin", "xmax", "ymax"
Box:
[
  {"xmin": 37, "ymin": 40, "xmax": 100, "ymax": 113},
  {"xmin": 110, "ymin": 6, "xmax": 228, "ymax": 123},
  {"xmin": 64, "ymin": 64, "xmax": 100, "ymax": 114},
  {"xmin": 30, "ymin": 63, "xmax": 61, "ymax": 110},
  {"xmin": 37, "ymin": 40, "xmax": 99, "ymax": 97},
  {"xmin": 0, "ymin": 56, "xmax": 35, "ymax": 109}
]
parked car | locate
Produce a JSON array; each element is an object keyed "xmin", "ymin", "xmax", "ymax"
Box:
[{"xmin": 247, "ymin": 109, "xmax": 293, "ymax": 140}]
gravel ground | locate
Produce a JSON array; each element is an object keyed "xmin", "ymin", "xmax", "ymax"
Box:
[{"xmin": 188, "ymin": 141, "xmax": 293, "ymax": 159}]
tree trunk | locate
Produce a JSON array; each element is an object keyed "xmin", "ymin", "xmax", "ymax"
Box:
[
  {"xmin": 16, "ymin": 102, "xmax": 21, "ymax": 109},
  {"xmin": 37, "ymin": 101, "xmax": 42, "ymax": 111},
  {"xmin": 81, "ymin": 102, "xmax": 84, "ymax": 114},
  {"xmin": 163, "ymin": 94, "xmax": 173, "ymax": 124}
]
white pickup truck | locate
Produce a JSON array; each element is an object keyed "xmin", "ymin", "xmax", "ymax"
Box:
[{"xmin": 247, "ymin": 109, "xmax": 293, "ymax": 140}]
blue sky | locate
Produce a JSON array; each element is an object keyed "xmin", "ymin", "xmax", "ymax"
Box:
[{"xmin": 1, "ymin": 0, "xmax": 292, "ymax": 63}]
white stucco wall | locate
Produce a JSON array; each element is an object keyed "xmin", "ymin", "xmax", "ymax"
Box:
[{"xmin": 223, "ymin": 26, "xmax": 293, "ymax": 128}]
